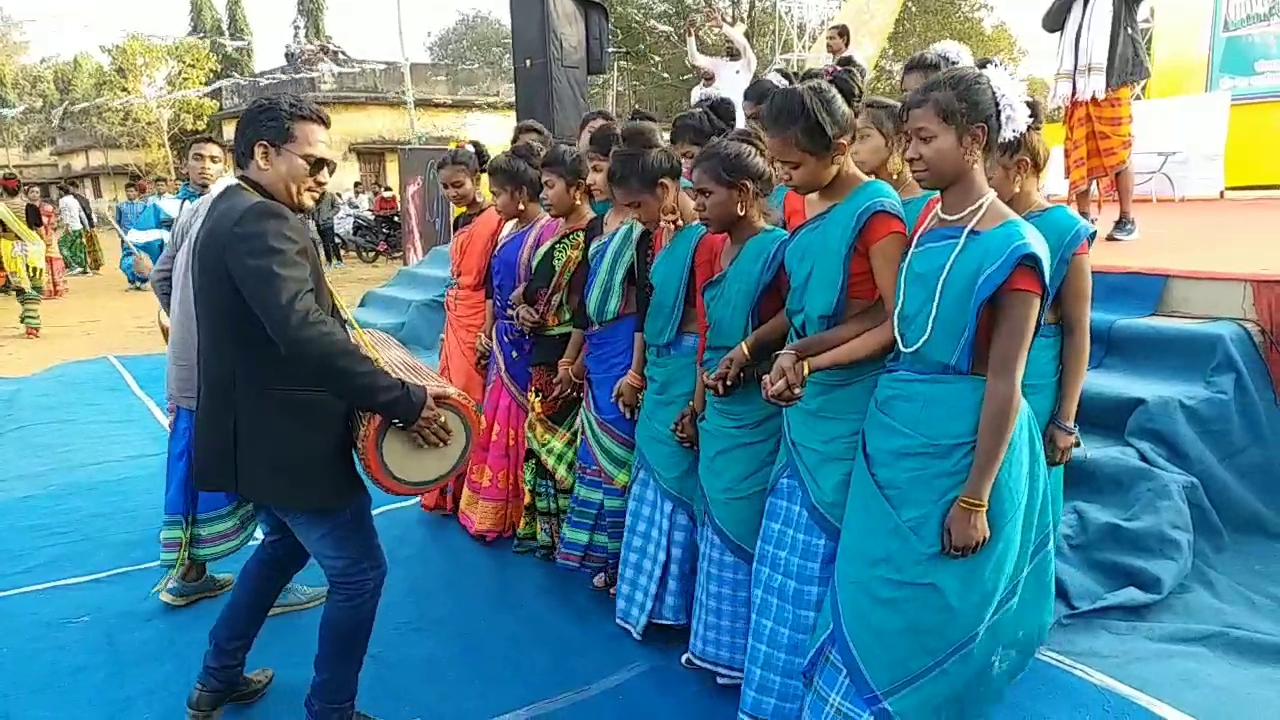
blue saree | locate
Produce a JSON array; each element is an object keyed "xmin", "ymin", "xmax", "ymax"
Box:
[
  {"xmin": 686, "ymin": 226, "xmax": 789, "ymax": 679},
  {"xmin": 558, "ymin": 221, "xmax": 643, "ymax": 576},
  {"xmin": 804, "ymin": 218, "xmax": 1055, "ymax": 719},
  {"xmin": 741, "ymin": 179, "xmax": 903, "ymax": 719},
  {"xmin": 616, "ymin": 223, "xmax": 706, "ymax": 637},
  {"xmin": 780, "ymin": 178, "xmax": 904, "ymax": 532},
  {"xmin": 1022, "ymin": 205, "xmax": 1094, "ymax": 523},
  {"xmin": 901, "ymin": 191, "xmax": 939, "ymax": 238}
]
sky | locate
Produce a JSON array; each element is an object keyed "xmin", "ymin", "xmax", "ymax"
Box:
[{"xmin": 0, "ymin": 0, "xmax": 1063, "ymax": 78}]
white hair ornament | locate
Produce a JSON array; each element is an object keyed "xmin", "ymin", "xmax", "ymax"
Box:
[
  {"xmin": 927, "ymin": 40, "xmax": 975, "ymax": 69},
  {"xmin": 764, "ymin": 70, "xmax": 790, "ymax": 88},
  {"xmin": 980, "ymin": 61, "xmax": 1032, "ymax": 143}
]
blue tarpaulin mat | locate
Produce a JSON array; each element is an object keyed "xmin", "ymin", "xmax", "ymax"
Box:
[
  {"xmin": 1089, "ymin": 272, "xmax": 1170, "ymax": 368},
  {"xmin": 1054, "ymin": 316, "xmax": 1280, "ymax": 719},
  {"xmin": 0, "ymin": 355, "xmax": 1191, "ymax": 718}
]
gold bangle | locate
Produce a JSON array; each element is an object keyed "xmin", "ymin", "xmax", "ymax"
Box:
[
  {"xmin": 802, "ymin": 359, "xmax": 811, "ymax": 379},
  {"xmin": 568, "ymin": 368, "xmax": 583, "ymax": 383},
  {"xmin": 739, "ymin": 340, "xmax": 752, "ymax": 362},
  {"xmin": 625, "ymin": 370, "xmax": 646, "ymax": 389},
  {"xmin": 957, "ymin": 496, "xmax": 989, "ymax": 512}
]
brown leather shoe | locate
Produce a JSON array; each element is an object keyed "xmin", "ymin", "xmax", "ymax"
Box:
[{"xmin": 185, "ymin": 668, "xmax": 274, "ymax": 719}]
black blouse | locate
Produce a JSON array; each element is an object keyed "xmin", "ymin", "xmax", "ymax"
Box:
[{"xmin": 526, "ymin": 215, "xmax": 604, "ymax": 366}]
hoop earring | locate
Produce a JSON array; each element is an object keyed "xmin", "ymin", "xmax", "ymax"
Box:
[{"xmin": 736, "ymin": 200, "xmax": 747, "ymax": 217}]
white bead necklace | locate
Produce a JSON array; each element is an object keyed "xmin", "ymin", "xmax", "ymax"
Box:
[{"xmin": 894, "ymin": 189, "xmax": 997, "ymax": 354}]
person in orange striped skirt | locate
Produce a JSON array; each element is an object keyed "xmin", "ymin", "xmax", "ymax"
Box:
[{"xmin": 1043, "ymin": 0, "xmax": 1149, "ymax": 241}]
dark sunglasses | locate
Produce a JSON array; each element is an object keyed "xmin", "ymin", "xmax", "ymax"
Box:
[{"xmin": 278, "ymin": 146, "xmax": 337, "ymax": 177}]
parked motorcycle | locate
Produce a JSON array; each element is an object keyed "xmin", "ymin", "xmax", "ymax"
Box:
[{"xmin": 345, "ymin": 211, "xmax": 404, "ymax": 264}]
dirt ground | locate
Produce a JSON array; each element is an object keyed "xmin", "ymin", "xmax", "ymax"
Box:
[{"xmin": 0, "ymin": 231, "xmax": 397, "ymax": 377}]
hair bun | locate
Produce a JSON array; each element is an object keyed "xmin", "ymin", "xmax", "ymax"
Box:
[
  {"xmin": 467, "ymin": 140, "xmax": 492, "ymax": 173},
  {"xmin": 509, "ymin": 140, "xmax": 545, "ymax": 170},
  {"xmin": 724, "ymin": 127, "xmax": 767, "ymax": 156},
  {"xmin": 824, "ymin": 65, "xmax": 865, "ymax": 109},
  {"xmin": 619, "ymin": 120, "xmax": 663, "ymax": 151},
  {"xmin": 696, "ymin": 96, "xmax": 737, "ymax": 132}
]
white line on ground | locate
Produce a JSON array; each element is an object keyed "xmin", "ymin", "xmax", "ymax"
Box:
[
  {"xmin": 1037, "ymin": 649, "xmax": 1196, "ymax": 719},
  {"xmin": 490, "ymin": 662, "xmax": 651, "ymax": 719},
  {"xmin": 105, "ymin": 354, "xmax": 169, "ymax": 430},
  {"xmin": 0, "ymin": 500, "xmax": 420, "ymax": 599}
]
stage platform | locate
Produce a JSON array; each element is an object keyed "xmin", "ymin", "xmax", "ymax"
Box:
[{"xmin": 1053, "ymin": 197, "xmax": 1280, "ymax": 720}]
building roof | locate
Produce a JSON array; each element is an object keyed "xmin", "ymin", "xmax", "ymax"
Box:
[{"xmin": 213, "ymin": 62, "xmax": 514, "ymax": 121}]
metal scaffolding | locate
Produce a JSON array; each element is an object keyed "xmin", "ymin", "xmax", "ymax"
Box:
[{"xmin": 769, "ymin": 0, "xmax": 845, "ymax": 70}]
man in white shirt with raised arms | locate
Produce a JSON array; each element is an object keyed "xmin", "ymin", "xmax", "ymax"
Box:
[{"xmin": 685, "ymin": 10, "xmax": 756, "ymax": 128}]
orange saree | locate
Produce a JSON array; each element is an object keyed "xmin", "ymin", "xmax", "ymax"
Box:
[{"xmin": 422, "ymin": 205, "xmax": 505, "ymax": 513}]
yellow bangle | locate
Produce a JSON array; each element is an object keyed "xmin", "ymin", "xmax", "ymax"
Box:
[
  {"xmin": 739, "ymin": 341, "xmax": 752, "ymax": 362},
  {"xmin": 802, "ymin": 359, "xmax": 811, "ymax": 379},
  {"xmin": 957, "ymin": 496, "xmax": 989, "ymax": 512}
]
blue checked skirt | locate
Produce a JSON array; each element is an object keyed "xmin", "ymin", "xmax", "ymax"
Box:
[
  {"xmin": 615, "ymin": 458, "xmax": 698, "ymax": 640},
  {"xmin": 739, "ymin": 465, "xmax": 839, "ymax": 719},
  {"xmin": 801, "ymin": 639, "xmax": 866, "ymax": 719},
  {"xmin": 687, "ymin": 521, "xmax": 752, "ymax": 679}
]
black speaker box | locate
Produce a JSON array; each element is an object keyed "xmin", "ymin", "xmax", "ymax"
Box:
[{"xmin": 510, "ymin": 0, "xmax": 611, "ymax": 141}]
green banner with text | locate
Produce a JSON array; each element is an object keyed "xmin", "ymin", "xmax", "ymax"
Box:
[{"xmin": 1209, "ymin": 0, "xmax": 1280, "ymax": 102}]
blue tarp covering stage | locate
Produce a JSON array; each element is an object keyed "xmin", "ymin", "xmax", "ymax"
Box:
[{"xmin": 1051, "ymin": 286, "xmax": 1280, "ymax": 718}]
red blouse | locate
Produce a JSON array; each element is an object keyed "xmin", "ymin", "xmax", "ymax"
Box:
[
  {"xmin": 847, "ymin": 212, "xmax": 907, "ymax": 301},
  {"xmin": 780, "ymin": 193, "xmax": 907, "ymax": 303},
  {"xmin": 972, "ymin": 265, "xmax": 1045, "ymax": 356},
  {"xmin": 693, "ymin": 234, "xmax": 788, "ymax": 364}
]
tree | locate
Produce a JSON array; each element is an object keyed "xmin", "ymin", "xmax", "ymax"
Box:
[
  {"xmin": 2, "ymin": 53, "xmax": 113, "ymax": 155},
  {"xmin": 0, "ymin": 10, "xmax": 27, "ymax": 96},
  {"xmin": 188, "ymin": 0, "xmax": 226, "ymax": 39},
  {"xmin": 869, "ymin": 0, "xmax": 1024, "ymax": 98},
  {"xmin": 426, "ymin": 11, "xmax": 513, "ymax": 87},
  {"xmin": 598, "ymin": 0, "xmax": 798, "ymax": 120},
  {"xmin": 297, "ymin": 0, "xmax": 328, "ymax": 43},
  {"xmin": 95, "ymin": 35, "xmax": 220, "ymax": 174},
  {"xmin": 223, "ymin": 0, "xmax": 256, "ymax": 78}
]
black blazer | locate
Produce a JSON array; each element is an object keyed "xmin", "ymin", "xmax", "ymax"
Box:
[{"xmin": 191, "ymin": 180, "xmax": 425, "ymax": 510}]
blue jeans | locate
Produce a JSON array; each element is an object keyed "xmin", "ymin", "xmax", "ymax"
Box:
[{"xmin": 196, "ymin": 489, "xmax": 387, "ymax": 720}]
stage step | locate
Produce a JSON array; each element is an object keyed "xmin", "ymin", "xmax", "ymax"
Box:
[
  {"xmin": 1052, "ymin": 312, "xmax": 1280, "ymax": 718},
  {"xmin": 352, "ymin": 246, "xmax": 452, "ymax": 365}
]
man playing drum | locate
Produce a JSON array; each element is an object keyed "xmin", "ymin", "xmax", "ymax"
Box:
[{"xmin": 182, "ymin": 94, "xmax": 453, "ymax": 720}]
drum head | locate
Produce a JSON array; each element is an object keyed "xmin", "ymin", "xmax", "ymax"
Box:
[{"xmin": 374, "ymin": 405, "xmax": 473, "ymax": 494}]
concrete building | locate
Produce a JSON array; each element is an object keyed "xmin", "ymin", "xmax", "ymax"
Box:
[{"xmin": 212, "ymin": 62, "xmax": 516, "ymax": 195}]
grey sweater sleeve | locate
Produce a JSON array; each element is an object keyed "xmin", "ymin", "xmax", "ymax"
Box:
[
  {"xmin": 151, "ymin": 242, "xmax": 178, "ymax": 313},
  {"xmin": 152, "ymin": 209, "xmax": 196, "ymax": 313}
]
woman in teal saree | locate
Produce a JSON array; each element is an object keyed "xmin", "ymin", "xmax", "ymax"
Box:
[
  {"xmin": 989, "ymin": 96, "xmax": 1094, "ymax": 526},
  {"xmin": 558, "ymin": 121, "xmax": 676, "ymax": 593},
  {"xmin": 803, "ymin": 65, "xmax": 1056, "ymax": 719},
  {"xmin": 741, "ymin": 68, "xmax": 909, "ymax": 719},
  {"xmin": 677, "ymin": 129, "xmax": 792, "ymax": 685},
  {"xmin": 613, "ymin": 215, "xmax": 706, "ymax": 638}
]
